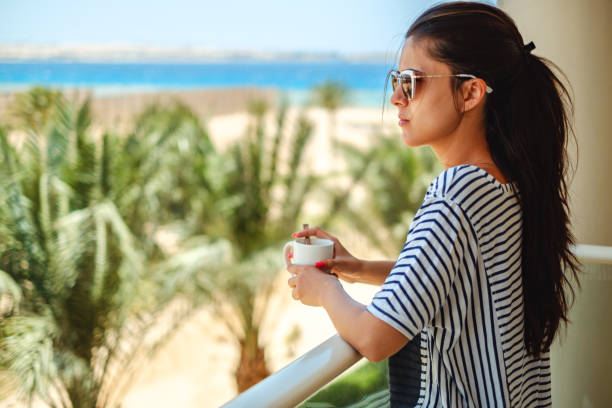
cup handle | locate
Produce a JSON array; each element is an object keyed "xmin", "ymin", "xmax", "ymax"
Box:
[{"xmin": 283, "ymin": 241, "xmax": 293, "ymax": 268}]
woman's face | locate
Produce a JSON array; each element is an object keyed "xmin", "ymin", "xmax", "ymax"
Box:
[{"xmin": 391, "ymin": 37, "xmax": 463, "ymax": 148}]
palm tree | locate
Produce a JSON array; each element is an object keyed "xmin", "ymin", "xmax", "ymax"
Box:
[
  {"xmin": 0, "ymin": 87, "xmax": 349, "ymax": 403},
  {"xmin": 310, "ymin": 80, "xmax": 350, "ymax": 156},
  {"xmin": 0, "ymin": 88, "xmax": 225, "ymax": 407},
  {"xmin": 8, "ymin": 85, "xmax": 64, "ymax": 134},
  {"xmin": 187, "ymin": 97, "xmax": 326, "ymax": 392}
]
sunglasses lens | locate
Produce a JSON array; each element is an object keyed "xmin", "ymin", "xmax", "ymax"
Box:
[
  {"xmin": 390, "ymin": 72, "xmax": 413, "ymax": 99},
  {"xmin": 402, "ymin": 78, "xmax": 412, "ymax": 99}
]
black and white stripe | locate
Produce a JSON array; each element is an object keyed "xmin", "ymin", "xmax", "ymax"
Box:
[{"xmin": 367, "ymin": 164, "xmax": 551, "ymax": 407}]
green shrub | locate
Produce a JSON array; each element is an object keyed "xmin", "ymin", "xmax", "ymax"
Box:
[{"xmin": 299, "ymin": 359, "xmax": 389, "ymax": 408}]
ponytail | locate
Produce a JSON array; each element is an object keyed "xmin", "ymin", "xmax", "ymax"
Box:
[
  {"xmin": 485, "ymin": 49, "xmax": 580, "ymax": 357},
  {"xmin": 406, "ymin": 1, "xmax": 581, "ymax": 357}
]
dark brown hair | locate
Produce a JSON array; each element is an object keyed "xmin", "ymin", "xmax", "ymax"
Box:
[{"xmin": 403, "ymin": 1, "xmax": 581, "ymax": 357}]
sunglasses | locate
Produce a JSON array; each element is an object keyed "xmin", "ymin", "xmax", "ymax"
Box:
[{"xmin": 389, "ymin": 69, "xmax": 494, "ymax": 100}]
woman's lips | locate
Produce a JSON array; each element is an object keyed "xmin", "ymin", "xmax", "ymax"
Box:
[{"xmin": 398, "ymin": 118, "xmax": 409, "ymax": 126}]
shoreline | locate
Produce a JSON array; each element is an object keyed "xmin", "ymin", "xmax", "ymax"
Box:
[{"xmin": 0, "ymin": 84, "xmax": 388, "ymax": 107}]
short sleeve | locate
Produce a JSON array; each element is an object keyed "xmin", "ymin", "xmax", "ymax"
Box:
[{"xmin": 366, "ymin": 197, "xmax": 472, "ymax": 339}]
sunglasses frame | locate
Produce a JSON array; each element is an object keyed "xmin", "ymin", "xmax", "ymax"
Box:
[{"xmin": 390, "ymin": 69, "xmax": 494, "ymax": 100}]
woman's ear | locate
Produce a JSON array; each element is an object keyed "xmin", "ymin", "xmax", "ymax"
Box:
[{"xmin": 462, "ymin": 79, "xmax": 487, "ymax": 112}]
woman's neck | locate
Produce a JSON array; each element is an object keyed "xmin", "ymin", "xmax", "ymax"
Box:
[{"xmin": 431, "ymin": 121, "xmax": 508, "ymax": 184}]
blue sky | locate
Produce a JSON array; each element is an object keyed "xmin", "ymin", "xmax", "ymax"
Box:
[{"xmin": 0, "ymin": 0, "xmax": 494, "ymax": 54}]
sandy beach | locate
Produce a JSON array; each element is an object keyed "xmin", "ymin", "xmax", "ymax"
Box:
[{"xmin": 1, "ymin": 87, "xmax": 402, "ymax": 408}]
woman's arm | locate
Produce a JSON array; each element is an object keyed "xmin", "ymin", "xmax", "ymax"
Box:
[
  {"xmin": 319, "ymin": 258, "xmax": 395, "ymax": 286},
  {"xmin": 358, "ymin": 260, "xmax": 395, "ymax": 286},
  {"xmin": 287, "ymin": 263, "xmax": 409, "ymax": 362},
  {"xmin": 319, "ymin": 275, "xmax": 410, "ymax": 362}
]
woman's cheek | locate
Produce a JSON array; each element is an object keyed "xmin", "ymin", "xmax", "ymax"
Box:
[
  {"xmin": 417, "ymin": 109, "xmax": 459, "ymax": 146},
  {"xmin": 401, "ymin": 118, "xmax": 437, "ymax": 147}
]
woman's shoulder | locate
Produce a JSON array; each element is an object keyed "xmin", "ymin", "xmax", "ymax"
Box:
[{"xmin": 424, "ymin": 164, "xmax": 518, "ymax": 204}]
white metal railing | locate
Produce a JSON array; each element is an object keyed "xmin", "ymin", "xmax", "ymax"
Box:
[
  {"xmin": 220, "ymin": 334, "xmax": 363, "ymax": 408},
  {"xmin": 220, "ymin": 244, "xmax": 612, "ymax": 408},
  {"xmin": 573, "ymin": 244, "xmax": 612, "ymax": 264}
]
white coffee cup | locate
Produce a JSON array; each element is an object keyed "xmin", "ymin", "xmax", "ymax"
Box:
[{"xmin": 283, "ymin": 238, "xmax": 334, "ymax": 271}]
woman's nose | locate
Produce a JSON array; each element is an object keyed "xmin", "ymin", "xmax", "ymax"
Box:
[{"xmin": 390, "ymin": 85, "xmax": 408, "ymax": 107}]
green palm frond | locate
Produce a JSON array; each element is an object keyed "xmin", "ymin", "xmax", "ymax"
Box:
[
  {"xmin": 282, "ymin": 173, "xmax": 323, "ymax": 229},
  {"xmin": 99, "ymin": 132, "xmax": 112, "ymax": 198},
  {"xmin": 366, "ymin": 138, "xmax": 439, "ymax": 227},
  {"xmin": 0, "ymin": 127, "xmax": 49, "ymax": 301},
  {"xmin": 249, "ymin": 99, "xmax": 268, "ymax": 170},
  {"xmin": 329, "ymin": 132, "xmax": 442, "ymax": 250},
  {"xmin": 151, "ymin": 236, "xmax": 233, "ymax": 302},
  {"xmin": 310, "ymin": 81, "xmax": 350, "ymax": 112},
  {"xmin": 0, "ymin": 269, "xmax": 22, "ymax": 311},
  {"xmin": 9, "ymin": 86, "xmax": 65, "ymax": 135},
  {"xmin": 49, "ymin": 206, "xmax": 93, "ymax": 296},
  {"xmin": 75, "ymin": 97, "xmax": 92, "ymax": 138},
  {"xmin": 283, "ymin": 114, "xmax": 314, "ymax": 202},
  {"xmin": 115, "ymin": 101, "xmax": 215, "ymax": 235},
  {"xmin": 265, "ymin": 96, "xmax": 289, "ymax": 192},
  {"xmin": 207, "ymin": 245, "xmax": 284, "ymax": 338},
  {"xmin": 247, "ymin": 99, "xmax": 269, "ymax": 119},
  {"xmin": 46, "ymin": 96, "xmax": 72, "ymax": 173},
  {"xmin": 219, "ymin": 104, "xmax": 319, "ymax": 259},
  {"xmin": 0, "ymin": 312, "xmax": 59, "ymax": 404},
  {"xmin": 319, "ymin": 143, "xmax": 377, "ymax": 228},
  {"xmin": 95, "ymin": 201, "xmax": 144, "ymax": 273},
  {"xmin": 66, "ymin": 102, "xmax": 97, "ymax": 209}
]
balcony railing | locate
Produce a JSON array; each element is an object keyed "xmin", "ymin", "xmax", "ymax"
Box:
[{"xmin": 220, "ymin": 244, "xmax": 612, "ymax": 408}]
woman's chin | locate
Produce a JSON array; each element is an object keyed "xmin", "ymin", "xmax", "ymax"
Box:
[{"xmin": 401, "ymin": 132, "xmax": 421, "ymax": 147}]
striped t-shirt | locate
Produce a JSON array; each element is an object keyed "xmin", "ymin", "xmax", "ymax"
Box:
[{"xmin": 366, "ymin": 164, "xmax": 551, "ymax": 407}]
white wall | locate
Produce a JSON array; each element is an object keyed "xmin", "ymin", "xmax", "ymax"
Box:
[
  {"xmin": 499, "ymin": 0, "xmax": 612, "ymax": 247},
  {"xmin": 499, "ymin": 1, "xmax": 612, "ymax": 407}
]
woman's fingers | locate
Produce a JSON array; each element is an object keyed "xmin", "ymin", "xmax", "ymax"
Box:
[
  {"xmin": 315, "ymin": 259, "xmax": 333, "ymax": 269},
  {"xmin": 314, "ymin": 258, "xmax": 357, "ymax": 283},
  {"xmin": 291, "ymin": 227, "xmax": 346, "ymax": 259},
  {"xmin": 288, "ymin": 272, "xmax": 302, "ymax": 300},
  {"xmin": 317, "ymin": 258, "xmax": 348, "ymax": 269},
  {"xmin": 315, "ymin": 259, "xmax": 342, "ymax": 276},
  {"xmin": 287, "ymin": 264, "xmax": 302, "ymax": 275},
  {"xmin": 292, "ymin": 226, "xmax": 335, "ymax": 241}
]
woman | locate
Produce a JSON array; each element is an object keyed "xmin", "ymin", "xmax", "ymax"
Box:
[{"xmin": 286, "ymin": 2, "xmax": 580, "ymax": 407}]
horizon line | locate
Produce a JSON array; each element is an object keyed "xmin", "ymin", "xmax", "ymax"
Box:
[{"xmin": 0, "ymin": 43, "xmax": 399, "ymax": 64}]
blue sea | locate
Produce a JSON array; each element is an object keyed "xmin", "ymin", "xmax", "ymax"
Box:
[{"xmin": 0, "ymin": 61, "xmax": 394, "ymax": 107}]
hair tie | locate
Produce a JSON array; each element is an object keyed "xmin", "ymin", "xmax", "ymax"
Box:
[{"xmin": 523, "ymin": 41, "xmax": 536, "ymax": 54}]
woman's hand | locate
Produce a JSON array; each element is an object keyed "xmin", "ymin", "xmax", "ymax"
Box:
[
  {"xmin": 291, "ymin": 226, "xmax": 363, "ymax": 284},
  {"xmin": 313, "ymin": 256, "xmax": 364, "ymax": 284},
  {"xmin": 287, "ymin": 264, "xmax": 342, "ymax": 307}
]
